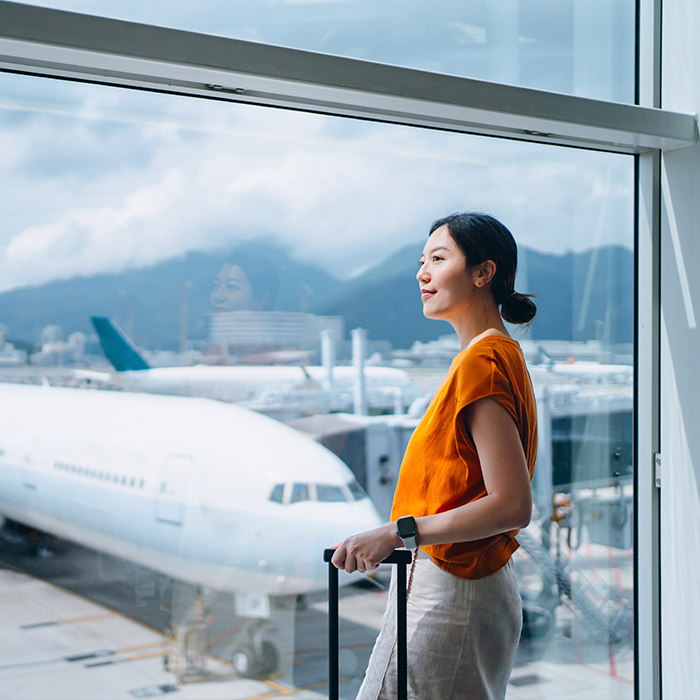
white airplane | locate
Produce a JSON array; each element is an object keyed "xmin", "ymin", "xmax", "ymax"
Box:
[
  {"xmin": 0, "ymin": 382, "xmax": 383, "ymax": 672},
  {"xmin": 531, "ymin": 345, "xmax": 633, "ymax": 382},
  {"xmin": 81, "ymin": 317, "xmax": 417, "ymax": 411}
]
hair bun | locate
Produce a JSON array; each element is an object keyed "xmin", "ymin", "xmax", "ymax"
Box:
[{"xmin": 501, "ymin": 292, "xmax": 537, "ymax": 325}]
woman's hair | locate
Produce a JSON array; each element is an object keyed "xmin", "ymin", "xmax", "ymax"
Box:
[
  {"xmin": 429, "ymin": 212, "xmax": 537, "ymax": 325},
  {"xmin": 227, "ymin": 250, "xmax": 280, "ymax": 310}
]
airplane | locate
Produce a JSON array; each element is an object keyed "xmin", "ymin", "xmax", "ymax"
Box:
[
  {"xmin": 532, "ymin": 344, "xmax": 633, "ymax": 381},
  {"xmin": 80, "ymin": 317, "xmax": 419, "ymax": 411},
  {"xmin": 0, "ymin": 381, "xmax": 383, "ymax": 675}
]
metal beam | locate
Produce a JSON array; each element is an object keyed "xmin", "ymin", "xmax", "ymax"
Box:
[{"xmin": 0, "ymin": 1, "xmax": 696, "ymax": 154}]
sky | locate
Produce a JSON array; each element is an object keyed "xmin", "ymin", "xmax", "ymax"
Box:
[{"xmin": 0, "ymin": 1, "xmax": 635, "ymax": 292}]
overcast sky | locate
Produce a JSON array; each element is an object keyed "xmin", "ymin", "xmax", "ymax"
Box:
[{"xmin": 0, "ymin": 1, "xmax": 635, "ymax": 292}]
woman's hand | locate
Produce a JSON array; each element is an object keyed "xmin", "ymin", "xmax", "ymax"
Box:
[{"xmin": 331, "ymin": 522, "xmax": 402, "ymax": 573}]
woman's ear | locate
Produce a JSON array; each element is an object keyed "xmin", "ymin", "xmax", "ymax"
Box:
[
  {"xmin": 253, "ymin": 292, "xmax": 271, "ymax": 310},
  {"xmin": 473, "ymin": 260, "xmax": 497, "ymax": 288}
]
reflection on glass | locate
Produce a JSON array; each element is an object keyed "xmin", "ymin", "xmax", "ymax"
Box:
[
  {"xmin": 23, "ymin": 0, "xmax": 635, "ymax": 102},
  {"xmin": 0, "ymin": 70, "xmax": 633, "ymax": 698}
]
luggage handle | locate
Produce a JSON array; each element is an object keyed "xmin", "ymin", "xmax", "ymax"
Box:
[{"xmin": 323, "ymin": 548, "xmax": 413, "ymax": 700}]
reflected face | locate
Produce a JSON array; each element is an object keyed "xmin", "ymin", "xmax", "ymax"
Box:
[
  {"xmin": 416, "ymin": 225, "xmax": 475, "ymax": 321},
  {"xmin": 211, "ymin": 264, "xmax": 256, "ymax": 311}
]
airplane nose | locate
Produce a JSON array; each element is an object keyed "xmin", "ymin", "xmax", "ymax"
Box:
[{"xmin": 325, "ymin": 500, "xmax": 385, "ymax": 552}]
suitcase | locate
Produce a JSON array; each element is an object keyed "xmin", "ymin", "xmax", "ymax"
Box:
[{"xmin": 323, "ymin": 548, "xmax": 413, "ymax": 700}]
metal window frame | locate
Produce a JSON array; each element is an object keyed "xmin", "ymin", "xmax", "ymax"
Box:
[
  {"xmin": 0, "ymin": 2, "xmax": 682, "ymax": 698},
  {"xmin": 637, "ymin": 1, "xmax": 663, "ymax": 698},
  {"xmin": 0, "ymin": 1, "xmax": 695, "ymax": 155}
]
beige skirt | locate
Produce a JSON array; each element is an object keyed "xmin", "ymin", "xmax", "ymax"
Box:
[{"xmin": 356, "ymin": 548, "xmax": 521, "ymax": 700}]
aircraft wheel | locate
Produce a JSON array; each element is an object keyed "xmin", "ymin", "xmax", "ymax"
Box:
[
  {"xmin": 232, "ymin": 645, "xmax": 259, "ymax": 678},
  {"xmin": 259, "ymin": 640, "xmax": 279, "ymax": 675}
]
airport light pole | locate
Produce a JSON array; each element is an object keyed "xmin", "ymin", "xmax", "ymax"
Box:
[
  {"xmin": 180, "ymin": 280, "xmax": 192, "ymax": 364},
  {"xmin": 352, "ymin": 328, "xmax": 367, "ymax": 416}
]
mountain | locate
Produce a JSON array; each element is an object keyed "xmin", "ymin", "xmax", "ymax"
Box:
[
  {"xmin": 0, "ymin": 244, "xmax": 343, "ymax": 350},
  {"xmin": 312, "ymin": 243, "xmax": 634, "ymax": 347},
  {"xmin": 0, "ymin": 242, "xmax": 633, "ymax": 352}
]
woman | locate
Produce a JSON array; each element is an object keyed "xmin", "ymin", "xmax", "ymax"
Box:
[
  {"xmin": 332, "ymin": 213, "xmax": 538, "ymax": 700},
  {"xmin": 210, "ymin": 251, "xmax": 279, "ymax": 312}
]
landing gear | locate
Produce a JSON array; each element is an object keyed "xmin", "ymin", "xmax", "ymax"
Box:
[
  {"xmin": 259, "ymin": 640, "xmax": 279, "ymax": 675},
  {"xmin": 232, "ymin": 645, "xmax": 258, "ymax": 678},
  {"xmin": 232, "ymin": 640, "xmax": 279, "ymax": 678}
]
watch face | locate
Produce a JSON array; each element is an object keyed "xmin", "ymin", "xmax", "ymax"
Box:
[{"xmin": 397, "ymin": 516, "xmax": 416, "ymax": 538}]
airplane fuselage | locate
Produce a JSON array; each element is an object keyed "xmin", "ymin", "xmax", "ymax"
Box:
[{"xmin": 0, "ymin": 383, "xmax": 382, "ymax": 596}]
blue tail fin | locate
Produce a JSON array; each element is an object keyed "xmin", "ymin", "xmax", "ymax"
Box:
[{"xmin": 91, "ymin": 317, "xmax": 150, "ymax": 371}]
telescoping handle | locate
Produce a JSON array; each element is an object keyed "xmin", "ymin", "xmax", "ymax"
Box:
[{"xmin": 323, "ymin": 548, "xmax": 413, "ymax": 700}]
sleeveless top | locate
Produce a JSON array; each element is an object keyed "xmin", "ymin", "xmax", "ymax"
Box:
[{"xmin": 391, "ymin": 336, "xmax": 537, "ymax": 579}]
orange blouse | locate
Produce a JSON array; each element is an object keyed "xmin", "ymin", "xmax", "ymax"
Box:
[{"xmin": 391, "ymin": 335, "xmax": 538, "ymax": 579}]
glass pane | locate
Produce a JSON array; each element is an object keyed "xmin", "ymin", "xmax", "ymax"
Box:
[
  {"xmin": 290, "ymin": 483, "xmax": 310, "ymax": 503},
  {"xmin": 347, "ymin": 479, "xmax": 368, "ymax": 501},
  {"xmin": 21, "ymin": 0, "xmax": 635, "ymax": 102},
  {"xmin": 0, "ymin": 69, "xmax": 634, "ymax": 699},
  {"xmin": 269, "ymin": 483, "xmax": 285, "ymax": 503},
  {"xmin": 317, "ymin": 484, "xmax": 347, "ymax": 503}
]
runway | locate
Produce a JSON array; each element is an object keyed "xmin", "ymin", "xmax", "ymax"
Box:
[{"xmin": 0, "ymin": 525, "xmax": 634, "ymax": 699}]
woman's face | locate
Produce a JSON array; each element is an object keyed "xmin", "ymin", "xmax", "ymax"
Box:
[
  {"xmin": 211, "ymin": 264, "xmax": 257, "ymax": 311},
  {"xmin": 417, "ymin": 225, "xmax": 478, "ymax": 322}
]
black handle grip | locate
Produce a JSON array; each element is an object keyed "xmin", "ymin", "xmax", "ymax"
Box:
[
  {"xmin": 324, "ymin": 547, "xmax": 411, "ymax": 700},
  {"xmin": 323, "ymin": 547, "xmax": 413, "ymax": 565}
]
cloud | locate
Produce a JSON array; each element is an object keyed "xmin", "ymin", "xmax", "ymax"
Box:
[{"xmin": 0, "ymin": 72, "xmax": 634, "ymax": 292}]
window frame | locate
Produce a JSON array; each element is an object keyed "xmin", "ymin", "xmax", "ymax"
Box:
[{"xmin": 0, "ymin": 2, "xmax": 681, "ymax": 697}]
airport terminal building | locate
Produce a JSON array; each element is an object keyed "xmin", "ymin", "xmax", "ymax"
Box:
[{"xmin": 0, "ymin": 2, "xmax": 699, "ymax": 699}]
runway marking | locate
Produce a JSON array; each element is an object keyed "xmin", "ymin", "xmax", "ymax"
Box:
[
  {"xmin": 22, "ymin": 611, "xmax": 119, "ymax": 629},
  {"xmin": 115, "ymin": 642, "xmax": 166, "ymax": 654},
  {"xmin": 128, "ymin": 684, "xmax": 178, "ymax": 698},
  {"xmin": 0, "ymin": 556, "xmax": 164, "ymax": 635},
  {"xmin": 243, "ymin": 676, "xmax": 351, "ymax": 699},
  {"xmin": 207, "ymin": 617, "xmax": 248, "ymax": 649},
  {"xmin": 85, "ymin": 650, "xmax": 166, "ymax": 668},
  {"xmin": 66, "ymin": 649, "xmax": 114, "ymax": 662}
]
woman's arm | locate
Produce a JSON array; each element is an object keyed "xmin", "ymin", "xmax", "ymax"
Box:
[{"xmin": 331, "ymin": 396, "xmax": 532, "ymax": 573}]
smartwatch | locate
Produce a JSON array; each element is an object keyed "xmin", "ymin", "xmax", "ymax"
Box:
[{"xmin": 396, "ymin": 515, "xmax": 418, "ymax": 550}]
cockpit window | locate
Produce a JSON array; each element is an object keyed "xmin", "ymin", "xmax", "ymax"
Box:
[
  {"xmin": 271, "ymin": 481, "xmax": 364, "ymax": 505},
  {"xmin": 316, "ymin": 484, "xmax": 347, "ymax": 503},
  {"xmin": 347, "ymin": 479, "xmax": 369, "ymax": 501},
  {"xmin": 290, "ymin": 483, "xmax": 310, "ymax": 503},
  {"xmin": 269, "ymin": 483, "xmax": 285, "ymax": 504}
]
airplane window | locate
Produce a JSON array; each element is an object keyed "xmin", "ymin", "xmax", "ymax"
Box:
[
  {"xmin": 316, "ymin": 484, "xmax": 347, "ymax": 503},
  {"xmin": 130, "ymin": 477, "xmax": 135, "ymax": 487},
  {"xmin": 139, "ymin": 479, "xmax": 145, "ymax": 489},
  {"xmin": 347, "ymin": 479, "xmax": 368, "ymax": 501},
  {"xmin": 290, "ymin": 483, "xmax": 309, "ymax": 504},
  {"xmin": 269, "ymin": 484, "xmax": 285, "ymax": 504}
]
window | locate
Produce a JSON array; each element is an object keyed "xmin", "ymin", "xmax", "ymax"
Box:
[
  {"xmin": 0, "ymin": 3, "xmax": 666, "ymax": 696},
  {"xmin": 20, "ymin": 0, "xmax": 636, "ymax": 101},
  {"xmin": 316, "ymin": 484, "xmax": 347, "ymax": 503},
  {"xmin": 347, "ymin": 478, "xmax": 368, "ymax": 501},
  {"xmin": 269, "ymin": 483, "xmax": 285, "ymax": 504},
  {"xmin": 290, "ymin": 483, "xmax": 310, "ymax": 504}
]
